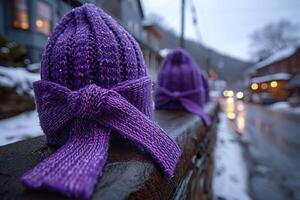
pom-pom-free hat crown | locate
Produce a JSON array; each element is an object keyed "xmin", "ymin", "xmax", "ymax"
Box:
[
  {"xmin": 21, "ymin": 4, "xmax": 181, "ymax": 199},
  {"xmin": 155, "ymin": 48, "xmax": 211, "ymax": 125},
  {"xmin": 41, "ymin": 3, "xmax": 147, "ymax": 89}
]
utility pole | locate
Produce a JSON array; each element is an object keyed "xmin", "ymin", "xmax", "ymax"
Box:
[{"xmin": 180, "ymin": 0, "xmax": 185, "ymax": 48}]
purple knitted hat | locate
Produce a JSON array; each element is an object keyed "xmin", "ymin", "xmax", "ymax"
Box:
[
  {"xmin": 155, "ymin": 48, "xmax": 211, "ymax": 125},
  {"xmin": 21, "ymin": 4, "xmax": 181, "ymax": 199}
]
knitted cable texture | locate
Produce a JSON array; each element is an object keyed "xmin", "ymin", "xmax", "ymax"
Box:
[
  {"xmin": 21, "ymin": 4, "xmax": 181, "ymax": 199},
  {"xmin": 155, "ymin": 48, "xmax": 211, "ymax": 126}
]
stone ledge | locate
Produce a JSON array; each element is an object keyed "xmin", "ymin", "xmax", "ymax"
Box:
[{"xmin": 0, "ymin": 101, "xmax": 220, "ymax": 200}]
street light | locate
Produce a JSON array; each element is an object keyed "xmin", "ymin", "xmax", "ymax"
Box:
[
  {"xmin": 270, "ymin": 81, "xmax": 278, "ymax": 88},
  {"xmin": 223, "ymin": 90, "xmax": 229, "ymax": 97},
  {"xmin": 261, "ymin": 83, "xmax": 268, "ymax": 90},
  {"xmin": 251, "ymin": 83, "xmax": 258, "ymax": 90},
  {"xmin": 227, "ymin": 90, "xmax": 234, "ymax": 97}
]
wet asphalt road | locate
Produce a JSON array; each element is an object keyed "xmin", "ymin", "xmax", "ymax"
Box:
[{"xmin": 222, "ymin": 99, "xmax": 300, "ymax": 200}]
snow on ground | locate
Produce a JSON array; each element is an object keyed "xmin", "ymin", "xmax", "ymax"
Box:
[
  {"xmin": 212, "ymin": 113, "xmax": 251, "ymax": 200},
  {"xmin": 269, "ymin": 102, "xmax": 300, "ymax": 114},
  {"xmin": 0, "ymin": 66, "xmax": 39, "ymax": 96},
  {"xmin": 0, "ymin": 110, "xmax": 42, "ymax": 146}
]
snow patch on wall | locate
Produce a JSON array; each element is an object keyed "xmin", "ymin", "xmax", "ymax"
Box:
[
  {"xmin": 0, "ymin": 66, "xmax": 40, "ymax": 96},
  {"xmin": 0, "ymin": 110, "xmax": 42, "ymax": 146}
]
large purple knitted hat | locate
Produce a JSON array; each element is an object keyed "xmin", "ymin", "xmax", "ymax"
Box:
[
  {"xmin": 155, "ymin": 48, "xmax": 211, "ymax": 125},
  {"xmin": 21, "ymin": 4, "xmax": 181, "ymax": 199}
]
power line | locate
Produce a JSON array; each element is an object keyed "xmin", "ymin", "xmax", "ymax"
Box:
[{"xmin": 189, "ymin": 0, "xmax": 203, "ymax": 42}]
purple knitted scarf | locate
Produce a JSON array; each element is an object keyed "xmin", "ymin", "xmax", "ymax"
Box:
[
  {"xmin": 155, "ymin": 86, "xmax": 211, "ymax": 125},
  {"xmin": 21, "ymin": 4, "xmax": 181, "ymax": 199},
  {"xmin": 22, "ymin": 76, "xmax": 181, "ymax": 199}
]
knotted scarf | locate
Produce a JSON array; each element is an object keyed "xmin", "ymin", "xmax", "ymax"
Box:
[
  {"xmin": 21, "ymin": 77, "xmax": 181, "ymax": 199},
  {"xmin": 155, "ymin": 87, "xmax": 211, "ymax": 126}
]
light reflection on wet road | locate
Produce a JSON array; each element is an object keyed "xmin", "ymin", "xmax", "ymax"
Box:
[{"xmin": 221, "ymin": 98, "xmax": 300, "ymax": 200}]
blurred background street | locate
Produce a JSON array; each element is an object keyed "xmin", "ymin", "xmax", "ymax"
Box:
[
  {"xmin": 220, "ymin": 98, "xmax": 300, "ymax": 200},
  {"xmin": 0, "ymin": 0, "xmax": 300, "ymax": 199}
]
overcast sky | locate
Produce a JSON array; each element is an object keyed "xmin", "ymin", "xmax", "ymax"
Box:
[{"xmin": 141, "ymin": 0, "xmax": 300, "ymax": 61}]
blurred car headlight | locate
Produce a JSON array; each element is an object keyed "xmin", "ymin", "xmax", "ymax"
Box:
[{"xmin": 236, "ymin": 91, "xmax": 244, "ymax": 99}]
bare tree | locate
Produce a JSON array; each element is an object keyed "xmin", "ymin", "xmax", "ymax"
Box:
[{"xmin": 249, "ymin": 20, "xmax": 299, "ymax": 61}]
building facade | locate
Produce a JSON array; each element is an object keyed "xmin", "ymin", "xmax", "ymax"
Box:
[
  {"xmin": 0, "ymin": 0, "xmax": 73, "ymax": 63},
  {"xmin": 250, "ymin": 47, "xmax": 300, "ymax": 101},
  {"xmin": 0, "ymin": 0, "xmax": 162, "ymax": 80},
  {"xmin": 254, "ymin": 48, "xmax": 300, "ymax": 76},
  {"xmin": 100, "ymin": 0, "xmax": 162, "ymax": 81}
]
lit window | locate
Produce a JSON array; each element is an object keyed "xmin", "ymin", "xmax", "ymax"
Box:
[
  {"xmin": 36, "ymin": 1, "xmax": 51, "ymax": 35},
  {"xmin": 12, "ymin": 0, "xmax": 29, "ymax": 30}
]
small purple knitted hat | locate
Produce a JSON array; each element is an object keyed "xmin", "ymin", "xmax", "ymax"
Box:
[
  {"xmin": 21, "ymin": 4, "xmax": 181, "ymax": 199},
  {"xmin": 155, "ymin": 48, "xmax": 211, "ymax": 125}
]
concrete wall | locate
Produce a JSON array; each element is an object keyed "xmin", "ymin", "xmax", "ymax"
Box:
[{"xmin": 0, "ymin": 101, "xmax": 220, "ymax": 200}]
